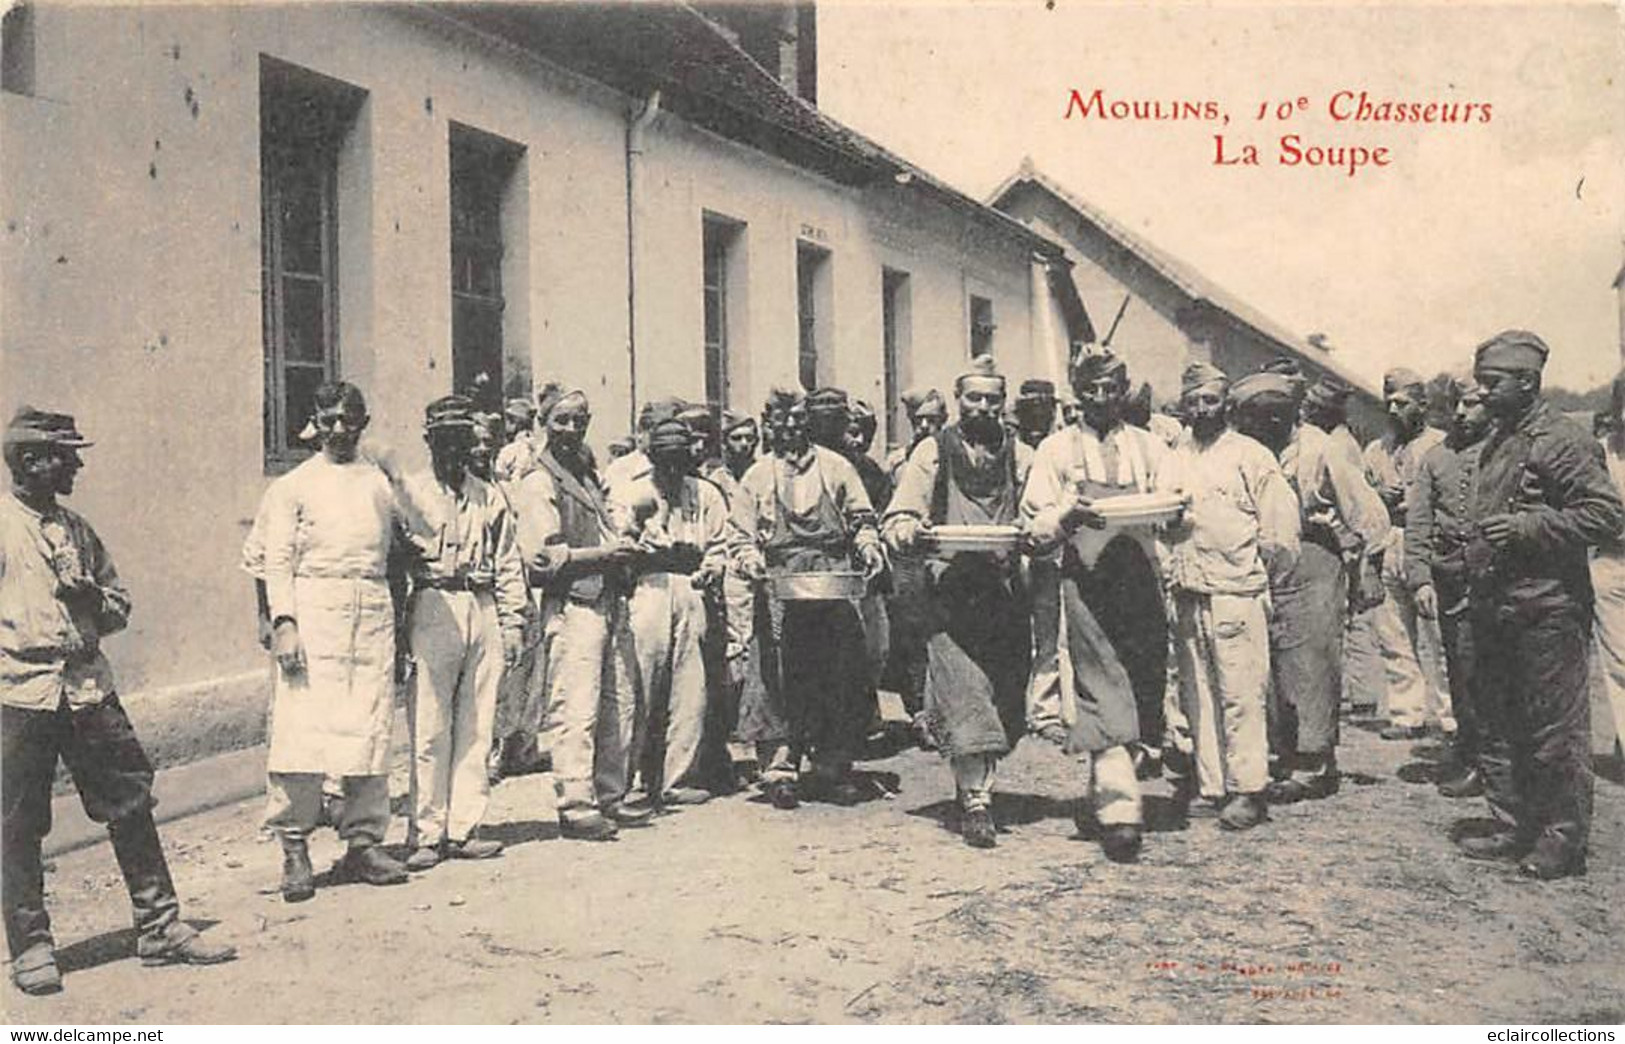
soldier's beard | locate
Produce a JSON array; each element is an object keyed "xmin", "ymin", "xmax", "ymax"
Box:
[
  {"xmin": 1189, "ymin": 413, "xmax": 1226, "ymax": 442},
  {"xmin": 960, "ymin": 414, "xmax": 1003, "ymax": 445}
]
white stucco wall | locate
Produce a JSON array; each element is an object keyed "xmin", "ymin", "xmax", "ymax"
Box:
[{"xmin": 1, "ymin": 5, "xmax": 1044, "ymax": 723}]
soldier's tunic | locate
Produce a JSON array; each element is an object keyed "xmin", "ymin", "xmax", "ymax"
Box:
[
  {"xmin": 1465, "ymin": 401, "xmax": 1623, "ymax": 854},
  {"xmin": 884, "ymin": 428, "xmax": 1032, "ymax": 811},
  {"xmin": 1405, "ymin": 433, "xmax": 1485, "ymax": 770}
]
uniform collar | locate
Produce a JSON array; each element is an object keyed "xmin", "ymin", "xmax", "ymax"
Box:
[
  {"xmin": 5, "ymin": 488, "xmax": 54, "ymax": 519},
  {"xmin": 1509, "ymin": 399, "xmax": 1553, "ymax": 436},
  {"xmin": 780, "ymin": 444, "xmax": 818, "ymax": 474}
]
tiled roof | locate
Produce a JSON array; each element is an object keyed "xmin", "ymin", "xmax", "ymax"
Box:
[
  {"xmin": 990, "ymin": 161, "xmax": 1382, "ymax": 399},
  {"xmin": 431, "ymin": 1, "xmax": 1063, "ymax": 257}
]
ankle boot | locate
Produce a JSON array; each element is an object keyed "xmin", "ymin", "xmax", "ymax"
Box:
[{"xmin": 280, "ymin": 836, "xmax": 315, "ymax": 902}]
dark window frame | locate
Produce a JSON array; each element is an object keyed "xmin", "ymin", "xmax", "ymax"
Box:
[
  {"xmin": 881, "ymin": 268, "xmax": 909, "ymax": 448},
  {"xmin": 969, "ymin": 293, "xmax": 995, "ymax": 358},
  {"xmin": 449, "ymin": 124, "xmax": 520, "ymax": 412},
  {"xmin": 260, "ymin": 58, "xmax": 361, "ymax": 471},
  {"xmin": 796, "ymin": 242, "xmax": 830, "ymax": 392}
]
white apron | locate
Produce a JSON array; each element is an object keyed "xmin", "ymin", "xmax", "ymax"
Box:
[
  {"xmin": 267, "ymin": 576, "xmax": 397, "ymax": 775},
  {"xmin": 260, "ymin": 454, "xmax": 401, "ymax": 776}
]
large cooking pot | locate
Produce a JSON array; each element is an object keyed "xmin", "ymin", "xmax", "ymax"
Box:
[{"xmin": 769, "ymin": 570, "xmax": 867, "ymax": 602}]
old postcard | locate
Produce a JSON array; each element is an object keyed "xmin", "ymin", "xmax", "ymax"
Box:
[{"xmin": 0, "ymin": 0, "xmax": 1620, "ymax": 1028}]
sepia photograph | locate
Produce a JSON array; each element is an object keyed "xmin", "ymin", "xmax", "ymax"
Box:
[{"xmin": 1, "ymin": 0, "xmax": 1621, "ymax": 1027}]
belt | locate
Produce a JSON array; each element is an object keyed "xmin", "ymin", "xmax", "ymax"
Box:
[
  {"xmin": 415, "ymin": 575, "xmax": 491, "ymax": 593},
  {"xmin": 293, "ymin": 570, "xmax": 386, "ymax": 581}
]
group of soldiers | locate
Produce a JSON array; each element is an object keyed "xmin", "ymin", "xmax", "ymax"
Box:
[{"xmin": 3, "ymin": 326, "xmax": 1620, "ymax": 996}]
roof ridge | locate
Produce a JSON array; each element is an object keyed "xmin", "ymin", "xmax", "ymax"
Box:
[{"xmin": 994, "ymin": 162, "xmax": 1382, "ymax": 397}]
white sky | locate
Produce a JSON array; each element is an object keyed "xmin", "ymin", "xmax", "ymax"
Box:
[{"xmin": 817, "ymin": 0, "xmax": 1624, "ymax": 393}]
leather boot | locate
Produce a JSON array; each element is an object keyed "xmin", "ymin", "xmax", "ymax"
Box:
[
  {"xmin": 961, "ymin": 807, "xmax": 997, "ymax": 849},
  {"xmin": 1457, "ymin": 830, "xmax": 1531, "ymax": 862},
  {"xmin": 1518, "ymin": 833, "xmax": 1586, "ymax": 880},
  {"xmin": 1219, "ymin": 792, "xmax": 1269, "ymax": 831},
  {"xmin": 281, "ymin": 836, "xmax": 315, "ymax": 902},
  {"xmin": 338, "ymin": 843, "xmax": 409, "ymax": 885},
  {"xmin": 1100, "ymin": 824, "xmax": 1143, "ymax": 863}
]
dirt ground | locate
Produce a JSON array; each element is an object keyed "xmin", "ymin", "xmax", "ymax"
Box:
[{"xmin": 5, "ymin": 713, "xmax": 1621, "ymax": 1025}]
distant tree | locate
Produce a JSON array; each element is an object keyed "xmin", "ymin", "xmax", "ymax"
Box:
[{"xmin": 1545, "ymin": 381, "xmax": 1612, "ymax": 415}]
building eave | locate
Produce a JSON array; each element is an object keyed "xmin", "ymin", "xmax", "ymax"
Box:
[
  {"xmin": 424, "ymin": 1, "xmax": 1064, "ymax": 259},
  {"xmin": 991, "ymin": 165, "xmax": 1383, "ymax": 401}
]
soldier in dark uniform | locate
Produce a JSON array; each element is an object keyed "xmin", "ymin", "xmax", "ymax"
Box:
[
  {"xmin": 1405, "ymin": 378, "xmax": 1493, "ymax": 797},
  {"xmin": 1457, "ymin": 331, "xmax": 1624, "ymax": 879}
]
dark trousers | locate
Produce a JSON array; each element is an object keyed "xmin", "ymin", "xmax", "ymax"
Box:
[
  {"xmin": 2, "ymin": 698, "xmax": 179, "ymax": 959},
  {"xmin": 1064, "ymin": 538, "xmax": 1167, "ymax": 750},
  {"xmin": 920, "ymin": 558, "xmax": 1031, "ymax": 756},
  {"xmin": 1435, "ymin": 577, "xmax": 1480, "ymax": 768},
  {"xmin": 881, "ymin": 557, "xmax": 931, "ymax": 715},
  {"xmin": 695, "ymin": 597, "xmax": 736, "ymax": 790},
  {"xmin": 1269, "ymin": 543, "xmax": 1348, "ymax": 771},
  {"xmin": 1473, "ymin": 595, "xmax": 1593, "ymax": 853},
  {"xmin": 734, "ymin": 596, "xmax": 870, "ymax": 768}
]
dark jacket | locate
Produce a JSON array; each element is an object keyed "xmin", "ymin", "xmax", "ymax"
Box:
[
  {"xmin": 1465, "ymin": 400, "xmax": 1624, "ymax": 607},
  {"xmin": 1405, "ymin": 437, "xmax": 1480, "ymax": 592}
]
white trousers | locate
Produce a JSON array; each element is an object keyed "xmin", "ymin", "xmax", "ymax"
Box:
[
  {"xmin": 1175, "ymin": 590, "xmax": 1269, "ymax": 799},
  {"xmin": 1025, "ymin": 556, "xmax": 1070, "ymax": 732},
  {"xmin": 1377, "ymin": 577, "xmax": 1453, "ymax": 730},
  {"xmin": 629, "ymin": 574, "xmax": 710, "ymax": 795},
  {"xmin": 1592, "ymin": 553, "xmax": 1625, "ymax": 750},
  {"xmin": 542, "ymin": 591, "xmax": 638, "ymax": 816},
  {"xmin": 408, "ymin": 589, "xmax": 502, "ymax": 846},
  {"xmin": 1081, "ymin": 746, "xmax": 1141, "ymax": 826},
  {"xmin": 952, "ymin": 753, "xmax": 997, "ymax": 812},
  {"xmin": 1343, "ymin": 606, "xmax": 1385, "ymax": 709}
]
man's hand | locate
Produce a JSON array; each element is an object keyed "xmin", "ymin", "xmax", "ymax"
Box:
[
  {"xmin": 1063, "ymin": 496, "xmax": 1108, "ymax": 531},
  {"xmin": 603, "ymin": 538, "xmax": 643, "ymax": 569},
  {"xmin": 693, "ymin": 563, "xmax": 725, "ymax": 596},
  {"xmin": 1414, "ymin": 583, "xmax": 1438, "ymax": 619},
  {"xmin": 273, "ymin": 619, "xmax": 306, "ymax": 677},
  {"xmin": 502, "ymin": 628, "xmax": 524, "ymax": 669},
  {"xmin": 256, "ymin": 612, "xmax": 275, "ymax": 651},
  {"xmin": 737, "ymin": 548, "xmax": 768, "ymax": 584},
  {"xmin": 1479, "ymin": 514, "xmax": 1519, "ymax": 549},
  {"xmin": 726, "ymin": 653, "xmax": 749, "ymax": 689},
  {"xmin": 888, "ymin": 516, "xmax": 926, "ymax": 553},
  {"xmin": 858, "ymin": 542, "xmax": 886, "ymax": 581}
]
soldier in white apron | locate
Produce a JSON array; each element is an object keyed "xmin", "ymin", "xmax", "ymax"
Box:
[{"xmin": 259, "ymin": 382, "xmax": 410, "ymax": 900}]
